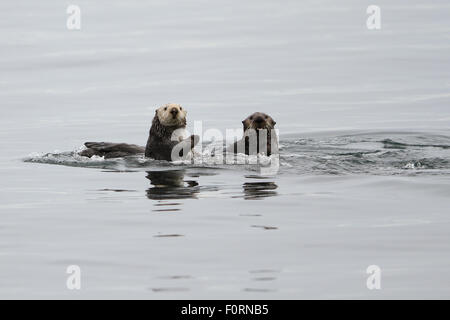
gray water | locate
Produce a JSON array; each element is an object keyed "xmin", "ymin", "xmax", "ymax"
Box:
[{"xmin": 1, "ymin": 0, "xmax": 449, "ymax": 299}]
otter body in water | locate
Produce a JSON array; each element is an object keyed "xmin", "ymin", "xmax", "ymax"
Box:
[
  {"xmin": 231, "ymin": 112, "xmax": 278, "ymax": 156},
  {"xmin": 144, "ymin": 104, "xmax": 199, "ymax": 161},
  {"xmin": 80, "ymin": 104, "xmax": 198, "ymax": 161}
]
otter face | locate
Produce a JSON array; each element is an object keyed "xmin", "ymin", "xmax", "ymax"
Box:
[
  {"xmin": 156, "ymin": 103, "xmax": 187, "ymax": 127},
  {"xmin": 242, "ymin": 112, "xmax": 276, "ymax": 132}
]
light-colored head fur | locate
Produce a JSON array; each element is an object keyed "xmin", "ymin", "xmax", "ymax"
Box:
[{"xmin": 156, "ymin": 103, "xmax": 187, "ymax": 127}]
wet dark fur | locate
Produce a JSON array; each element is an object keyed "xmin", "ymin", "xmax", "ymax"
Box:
[
  {"xmin": 144, "ymin": 115, "xmax": 198, "ymax": 161},
  {"xmin": 80, "ymin": 114, "xmax": 198, "ymax": 161},
  {"xmin": 232, "ymin": 112, "xmax": 278, "ymax": 156}
]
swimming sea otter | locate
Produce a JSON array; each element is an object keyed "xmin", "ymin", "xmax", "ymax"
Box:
[
  {"xmin": 80, "ymin": 104, "xmax": 199, "ymax": 161},
  {"xmin": 231, "ymin": 112, "xmax": 278, "ymax": 156}
]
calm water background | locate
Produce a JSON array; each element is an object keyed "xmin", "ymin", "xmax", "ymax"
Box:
[{"xmin": 0, "ymin": 0, "xmax": 449, "ymax": 298}]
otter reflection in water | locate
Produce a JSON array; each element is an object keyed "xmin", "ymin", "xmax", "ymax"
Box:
[
  {"xmin": 146, "ymin": 170, "xmax": 199, "ymax": 201},
  {"xmin": 242, "ymin": 181, "xmax": 278, "ymax": 200}
]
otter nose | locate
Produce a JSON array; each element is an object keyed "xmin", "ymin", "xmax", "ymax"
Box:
[
  {"xmin": 170, "ymin": 108, "xmax": 179, "ymax": 116},
  {"xmin": 254, "ymin": 116, "xmax": 264, "ymax": 123}
]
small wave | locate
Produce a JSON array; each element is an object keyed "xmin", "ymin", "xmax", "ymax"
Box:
[
  {"xmin": 280, "ymin": 132, "xmax": 450, "ymax": 175},
  {"xmin": 25, "ymin": 150, "xmax": 110, "ymax": 167},
  {"xmin": 381, "ymin": 138, "xmax": 450, "ymax": 149},
  {"xmin": 403, "ymin": 161, "xmax": 422, "ymax": 169},
  {"xmin": 400, "ymin": 158, "xmax": 449, "ymax": 170}
]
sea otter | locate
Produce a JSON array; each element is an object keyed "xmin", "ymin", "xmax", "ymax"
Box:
[
  {"xmin": 80, "ymin": 103, "xmax": 199, "ymax": 161},
  {"xmin": 231, "ymin": 112, "xmax": 278, "ymax": 156}
]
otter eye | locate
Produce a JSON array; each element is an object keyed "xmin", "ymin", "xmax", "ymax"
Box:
[
  {"xmin": 180, "ymin": 107, "xmax": 182, "ymax": 110},
  {"xmin": 164, "ymin": 107, "xmax": 167, "ymax": 111},
  {"xmin": 250, "ymin": 117, "xmax": 253, "ymax": 120}
]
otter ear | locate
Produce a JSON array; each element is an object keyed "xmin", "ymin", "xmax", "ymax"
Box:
[{"xmin": 242, "ymin": 119, "xmax": 249, "ymax": 131}]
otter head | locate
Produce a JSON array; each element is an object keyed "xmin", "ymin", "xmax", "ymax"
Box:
[
  {"xmin": 242, "ymin": 112, "xmax": 276, "ymax": 132},
  {"xmin": 156, "ymin": 103, "xmax": 187, "ymax": 127}
]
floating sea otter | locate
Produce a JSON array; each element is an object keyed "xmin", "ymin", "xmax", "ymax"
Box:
[
  {"xmin": 231, "ymin": 112, "xmax": 278, "ymax": 156},
  {"xmin": 80, "ymin": 103, "xmax": 199, "ymax": 161}
]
